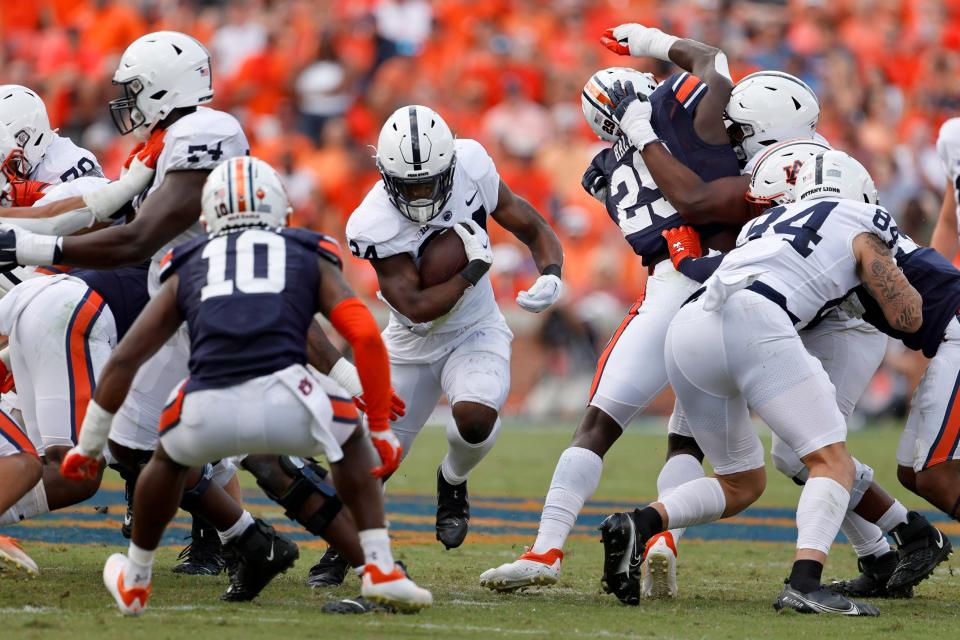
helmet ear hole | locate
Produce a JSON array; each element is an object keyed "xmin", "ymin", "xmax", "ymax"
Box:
[{"xmin": 150, "ymin": 90, "xmax": 168, "ymax": 100}]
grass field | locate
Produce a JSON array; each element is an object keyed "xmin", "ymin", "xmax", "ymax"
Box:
[{"xmin": 2, "ymin": 419, "xmax": 959, "ymax": 639}]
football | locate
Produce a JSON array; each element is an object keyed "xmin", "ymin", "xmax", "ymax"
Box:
[{"xmin": 419, "ymin": 228, "xmax": 469, "ymax": 288}]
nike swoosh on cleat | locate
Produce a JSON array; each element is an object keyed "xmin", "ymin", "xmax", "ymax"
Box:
[
  {"xmin": 266, "ymin": 540, "xmax": 275, "ymax": 562},
  {"xmin": 934, "ymin": 531, "xmax": 944, "ymax": 549}
]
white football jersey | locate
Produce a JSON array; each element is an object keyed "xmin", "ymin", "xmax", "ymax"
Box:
[
  {"xmin": 346, "ymin": 139, "xmax": 505, "ymax": 349},
  {"xmin": 936, "ymin": 118, "xmax": 960, "ymax": 244},
  {"xmin": 741, "ymin": 132, "xmax": 831, "ymax": 176},
  {"xmin": 137, "ymin": 107, "xmax": 249, "ymax": 293},
  {"xmin": 713, "ymin": 197, "xmax": 899, "ymax": 327},
  {"xmin": 30, "ymin": 134, "xmax": 103, "ymax": 184}
]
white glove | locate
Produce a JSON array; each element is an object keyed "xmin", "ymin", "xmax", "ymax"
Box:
[
  {"xmin": 517, "ymin": 274, "xmax": 563, "ymax": 313},
  {"xmin": 453, "ymin": 220, "xmax": 493, "ymax": 264},
  {"xmin": 608, "ymin": 23, "xmax": 679, "ymax": 61},
  {"xmin": 82, "ymin": 157, "xmax": 155, "ymax": 222},
  {"xmin": 0, "ymin": 223, "xmax": 62, "ymax": 267},
  {"xmin": 618, "ymin": 98, "xmax": 658, "ymax": 150}
]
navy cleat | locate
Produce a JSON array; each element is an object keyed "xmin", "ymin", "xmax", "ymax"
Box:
[
  {"xmin": 887, "ymin": 512, "xmax": 952, "ymax": 592},
  {"xmin": 598, "ymin": 510, "xmax": 648, "ymax": 606},
  {"xmin": 436, "ymin": 467, "xmax": 469, "ymax": 549},
  {"xmin": 828, "ymin": 551, "xmax": 912, "ymax": 599}
]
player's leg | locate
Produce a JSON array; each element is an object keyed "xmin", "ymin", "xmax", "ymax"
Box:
[
  {"xmin": 0, "ymin": 412, "xmax": 42, "ymax": 576},
  {"xmin": 437, "ymin": 325, "xmax": 511, "ymax": 549}
]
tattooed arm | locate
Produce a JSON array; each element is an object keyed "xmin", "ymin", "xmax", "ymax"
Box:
[{"xmin": 853, "ymin": 232, "xmax": 922, "ymax": 333}]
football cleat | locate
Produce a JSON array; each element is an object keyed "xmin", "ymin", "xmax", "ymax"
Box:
[
  {"xmin": 641, "ymin": 532, "xmax": 677, "ymax": 599},
  {"xmin": 306, "ymin": 546, "xmax": 350, "ymax": 588},
  {"xmin": 0, "ymin": 536, "xmax": 38, "ymax": 577},
  {"xmin": 103, "ymin": 553, "xmax": 151, "ymax": 616},
  {"xmin": 121, "ymin": 477, "xmax": 135, "ymax": 539},
  {"xmin": 172, "ymin": 516, "xmax": 225, "ymax": 576},
  {"xmin": 321, "ymin": 594, "xmax": 396, "ymax": 614},
  {"xmin": 479, "ymin": 548, "xmax": 563, "ymax": 591},
  {"xmin": 598, "ymin": 510, "xmax": 649, "ymax": 606},
  {"xmin": 774, "ymin": 583, "xmax": 879, "ymax": 616},
  {"xmin": 436, "ymin": 466, "xmax": 469, "ymax": 549},
  {"xmin": 828, "ymin": 551, "xmax": 912, "ymax": 599},
  {"xmin": 887, "ymin": 512, "xmax": 952, "ymax": 592},
  {"xmin": 361, "ymin": 563, "xmax": 432, "ymax": 612},
  {"xmin": 220, "ymin": 519, "xmax": 299, "ymax": 602}
]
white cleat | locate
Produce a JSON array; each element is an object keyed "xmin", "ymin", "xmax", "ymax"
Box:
[
  {"xmin": 103, "ymin": 553, "xmax": 151, "ymax": 616},
  {"xmin": 0, "ymin": 535, "xmax": 38, "ymax": 577},
  {"xmin": 479, "ymin": 548, "xmax": 563, "ymax": 592},
  {"xmin": 361, "ymin": 563, "xmax": 432, "ymax": 612},
  {"xmin": 641, "ymin": 532, "xmax": 677, "ymax": 599}
]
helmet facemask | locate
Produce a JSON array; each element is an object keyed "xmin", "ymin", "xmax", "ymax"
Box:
[
  {"xmin": 378, "ymin": 156, "xmax": 457, "ymax": 225},
  {"xmin": 109, "ymin": 78, "xmax": 149, "ymax": 136}
]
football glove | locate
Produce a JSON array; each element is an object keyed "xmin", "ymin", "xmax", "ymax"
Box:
[
  {"xmin": 608, "ymin": 81, "xmax": 658, "ymax": 149},
  {"xmin": 356, "ymin": 389, "xmax": 406, "ymax": 421},
  {"xmin": 517, "ymin": 274, "xmax": 563, "ymax": 313},
  {"xmin": 84, "ymin": 128, "xmax": 166, "ymax": 222},
  {"xmin": 662, "ymin": 226, "xmax": 702, "ymax": 269},
  {"xmin": 601, "ymin": 24, "xmax": 679, "ymax": 61},
  {"xmin": 581, "ymin": 163, "xmax": 608, "ymax": 203},
  {"xmin": 369, "ymin": 426, "xmax": 403, "ymax": 479},
  {"xmin": 0, "ymin": 223, "xmax": 62, "ymax": 267},
  {"xmin": 0, "ymin": 358, "xmax": 14, "ymax": 394},
  {"xmin": 60, "ymin": 447, "xmax": 102, "ymax": 481},
  {"xmin": 453, "ymin": 219, "xmax": 493, "ymax": 265}
]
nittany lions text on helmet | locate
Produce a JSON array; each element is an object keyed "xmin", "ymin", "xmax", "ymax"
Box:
[
  {"xmin": 376, "ymin": 105, "xmax": 457, "ymax": 225},
  {"xmin": 201, "ymin": 156, "xmax": 293, "ymax": 235},
  {"xmin": 725, "ymin": 71, "xmax": 820, "ymax": 164},
  {"xmin": 796, "ymin": 150, "xmax": 878, "ymax": 205},
  {"xmin": 110, "ymin": 31, "xmax": 214, "ymax": 137},
  {"xmin": 581, "ymin": 67, "xmax": 659, "ymax": 142}
]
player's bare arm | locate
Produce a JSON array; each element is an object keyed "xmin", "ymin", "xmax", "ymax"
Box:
[
  {"xmin": 930, "ymin": 178, "xmax": 959, "ymax": 260},
  {"xmin": 666, "ymin": 39, "xmax": 732, "ymax": 144},
  {"xmin": 490, "ymin": 180, "xmax": 563, "ymax": 272},
  {"xmin": 854, "ymin": 232, "xmax": 922, "ymax": 333},
  {"xmin": 372, "ymin": 252, "xmax": 474, "ymax": 324},
  {"xmin": 306, "ymin": 319, "xmax": 345, "ymax": 374}
]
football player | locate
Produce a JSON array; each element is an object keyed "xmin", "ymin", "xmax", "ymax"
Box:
[
  {"xmin": 344, "ymin": 105, "xmax": 564, "ymax": 554},
  {"xmin": 60, "ymin": 156, "xmax": 431, "ymax": 614},
  {"xmin": 607, "ymin": 150, "xmax": 921, "ymax": 615},
  {"xmin": 931, "ymin": 118, "xmax": 960, "ymax": 261}
]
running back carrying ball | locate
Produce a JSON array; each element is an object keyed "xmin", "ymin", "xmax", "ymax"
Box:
[{"xmin": 418, "ymin": 228, "xmax": 469, "ymax": 288}]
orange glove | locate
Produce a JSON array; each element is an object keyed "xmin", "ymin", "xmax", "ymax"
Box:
[
  {"xmin": 369, "ymin": 428, "xmax": 403, "ymax": 479},
  {"xmin": 7, "ymin": 178, "xmax": 50, "ymax": 207},
  {"xmin": 122, "ymin": 128, "xmax": 166, "ymax": 172},
  {"xmin": 662, "ymin": 226, "xmax": 702, "ymax": 270},
  {"xmin": 600, "ymin": 27, "xmax": 631, "ymax": 55},
  {"xmin": 355, "ymin": 388, "xmax": 406, "ymax": 421},
  {"xmin": 0, "ymin": 359, "xmax": 14, "ymax": 393},
  {"xmin": 60, "ymin": 447, "xmax": 102, "ymax": 481}
]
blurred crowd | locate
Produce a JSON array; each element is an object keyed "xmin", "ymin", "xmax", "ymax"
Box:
[{"xmin": 2, "ymin": 0, "xmax": 958, "ymax": 417}]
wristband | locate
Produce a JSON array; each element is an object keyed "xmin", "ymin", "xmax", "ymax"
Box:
[
  {"xmin": 644, "ymin": 29, "xmax": 679, "ymax": 61},
  {"xmin": 17, "ymin": 233, "xmax": 62, "ymax": 266},
  {"xmin": 542, "ymin": 264, "xmax": 562, "ymax": 278},
  {"xmin": 76, "ymin": 399, "xmax": 114, "ymax": 458},
  {"xmin": 460, "ymin": 259, "xmax": 490, "ymax": 286},
  {"xmin": 82, "ymin": 159, "xmax": 154, "ymax": 222},
  {"xmin": 328, "ymin": 357, "xmax": 363, "ymax": 398}
]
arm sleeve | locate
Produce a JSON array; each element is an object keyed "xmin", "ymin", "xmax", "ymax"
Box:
[
  {"xmin": 328, "ymin": 297, "xmax": 391, "ymax": 430},
  {"xmin": 677, "ymin": 253, "xmax": 725, "ymax": 283}
]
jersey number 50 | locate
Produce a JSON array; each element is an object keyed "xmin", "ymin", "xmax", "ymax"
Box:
[{"xmin": 201, "ymin": 229, "xmax": 286, "ymax": 301}]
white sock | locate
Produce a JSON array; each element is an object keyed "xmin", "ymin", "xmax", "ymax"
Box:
[
  {"xmin": 660, "ymin": 477, "xmax": 726, "ymax": 530},
  {"xmin": 0, "ymin": 479, "xmax": 48, "ymax": 526},
  {"xmin": 125, "ymin": 542, "xmax": 156, "ymax": 588},
  {"xmin": 217, "ymin": 510, "xmax": 254, "ymax": 544},
  {"xmin": 656, "ymin": 454, "xmax": 705, "ymax": 543},
  {"xmin": 531, "ymin": 447, "xmax": 603, "ymax": 554},
  {"xmin": 359, "ymin": 528, "xmax": 395, "ymax": 573},
  {"xmin": 441, "ymin": 417, "xmax": 501, "ymax": 485},
  {"xmin": 840, "ymin": 512, "xmax": 891, "ymax": 558},
  {"xmin": 795, "ymin": 476, "xmax": 850, "ymax": 554},
  {"xmin": 875, "ymin": 500, "xmax": 909, "ymax": 534}
]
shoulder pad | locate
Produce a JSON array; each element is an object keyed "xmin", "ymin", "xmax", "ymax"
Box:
[
  {"xmin": 281, "ymin": 228, "xmax": 343, "ymax": 270},
  {"xmin": 345, "ymin": 188, "xmax": 407, "ymax": 260},
  {"xmin": 658, "ymin": 72, "xmax": 708, "ymax": 111},
  {"xmin": 160, "ymin": 109, "xmax": 250, "ymax": 171},
  {"xmin": 454, "ymin": 139, "xmax": 497, "ymax": 182},
  {"xmin": 159, "ymin": 235, "xmax": 206, "ymax": 283}
]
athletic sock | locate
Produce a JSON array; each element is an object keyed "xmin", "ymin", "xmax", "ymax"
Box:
[
  {"xmin": 125, "ymin": 542, "xmax": 156, "ymax": 588},
  {"xmin": 217, "ymin": 510, "xmax": 254, "ymax": 544},
  {"xmin": 359, "ymin": 528, "xmax": 395, "ymax": 573},
  {"xmin": 531, "ymin": 447, "xmax": 603, "ymax": 554},
  {"xmin": 656, "ymin": 453, "xmax": 705, "ymax": 542},
  {"xmin": 840, "ymin": 512, "xmax": 891, "ymax": 559},
  {"xmin": 796, "ymin": 476, "xmax": 849, "ymax": 555},
  {"xmin": 788, "ymin": 558, "xmax": 824, "ymax": 593},
  {"xmin": 875, "ymin": 500, "xmax": 909, "ymax": 534},
  {"xmin": 441, "ymin": 418, "xmax": 501, "ymax": 485},
  {"xmin": 660, "ymin": 476, "xmax": 726, "ymax": 530}
]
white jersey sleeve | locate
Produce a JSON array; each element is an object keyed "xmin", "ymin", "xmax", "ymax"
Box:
[
  {"xmin": 33, "ymin": 176, "xmax": 110, "ymax": 205},
  {"xmin": 454, "ymin": 138, "xmax": 500, "ymax": 213},
  {"xmin": 936, "ymin": 118, "xmax": 960, "ymax": 243},
  {"xmin": 345, "ymin": 186, "xmax": 410, "ymax": 261},
  {"xmin": 31, "ymin": 135, "xmax": 104, "ymax": 185}
]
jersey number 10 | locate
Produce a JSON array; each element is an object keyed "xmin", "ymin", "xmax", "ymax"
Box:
[{"xmin": 201, "ymin": 229, "xmax": 286, "ymax": 301}]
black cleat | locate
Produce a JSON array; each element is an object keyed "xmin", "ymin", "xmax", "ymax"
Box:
[
  {"xmin": 121, "ymin": 477, "xmax": 135, "ymax": 539},
  {"xmin": 828, "ymin": 551, "xmax": 912, "ymax": 598},
  {"xmin": 321, "ymin": 595, "xmax": 396, "ymax": 614},
  {"xmin": 436, "ymin": 467, "xmax": 469, "ymax": 549},
  {"xmin": 887, "ymin": 512, "xmax": 952, "ymax": 592},
  {"xmin": 598, "ymin": 510, "xmax": 648, "ymax": 606},
  {"xmin": 220, "ymin": 518, "xmax": 299, "ymax": 601},
  {"xmin": 306, "ymin": 547, "xmax": 350, "ymax": 588},
  {"xmin": 173, "ymin": 516, "xmax": 225, "ymax": 576},
  {"xmin": 774, "ymin": 583, "xmax": 880, "ymax": 616}
]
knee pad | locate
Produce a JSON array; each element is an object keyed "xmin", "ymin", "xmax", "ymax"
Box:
[
  {"xmin": 179, "ymin": 464, "xmax": 214, "ymax": 511},
  {"xmin": 770, "ymin": 438, "xmax": 809, "ymax": 486},
  {"xmin": 848, "ymin": 457, "xmax": 874, "ymax": 509},
  {"xmin": 0, "ymin": 479, "xmax": 48, "ymax": 526},
  {"xmin": 254, "ymin": 456, "xmax": 342, "ymax": 535}
]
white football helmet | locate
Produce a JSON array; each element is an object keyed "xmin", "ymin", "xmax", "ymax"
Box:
[
  {"xmin": 725, "ymin": 71, "xmax": 820, "ymax": 165},
  {"xmin": 201, "ymin": 156, "xmax": 292, "ymax": 235},
  {"xmin": 110, "ymin": 31, "xmax": 214, "ymax": 136},
  {"xmin": 581, "ymin": 67, "xmax": 659, "ymax": 142},
  {"xmin": 796, "ymin": 150, "xmax": 878, "ymax": 205},
  {"xmin": 0, "ymin": 85, "xmax": 53, "ymax": 177},
  {"xmin": 0, "ymin": 122, "xmax": 21, "ymax": 207},
  {"xmin": 376, "ymin": 105, "xmax": 456, "ymax": 225},
  {"xmin": 746, "ymin": 138, "xmax": 832, "ymax": 211}
]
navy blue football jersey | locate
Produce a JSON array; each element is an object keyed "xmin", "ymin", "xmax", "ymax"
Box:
[
  {"xmin": 160, "ymin": 227, "xmax": 343, "ymax": 392},
  {"xmin": 71, "ymin": 263, "xmax": 150, "ymax": 341},
  {"xmin": 588, "ymin": 72, "xmax": 741, "ymax": 265},
  {"xmin": 858, "ymin": 236, "xmax": 960, "ymax": 357}
]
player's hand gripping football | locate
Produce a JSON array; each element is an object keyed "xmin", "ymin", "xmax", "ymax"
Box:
[
  {"xmin": 608, "ymin": 80, "xmax": 658, "ymax": 149},
  {"xmin": 369, "ymin": 423, "xmax": 403, "ymax": 479},
  {"xmin": 60, "ymin": 447, "xmax": 102, "ymax": 481},
  {"xmin": 662, "ymin": 226, "xmax": 702, "ymax": 269},
  {"xmin": 601, "ymin": 24, "xmax": 679, "ymax": 60},
  {"xmin": 453, "ymin": 219, "xmax": 493, "ymax": 265}
]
